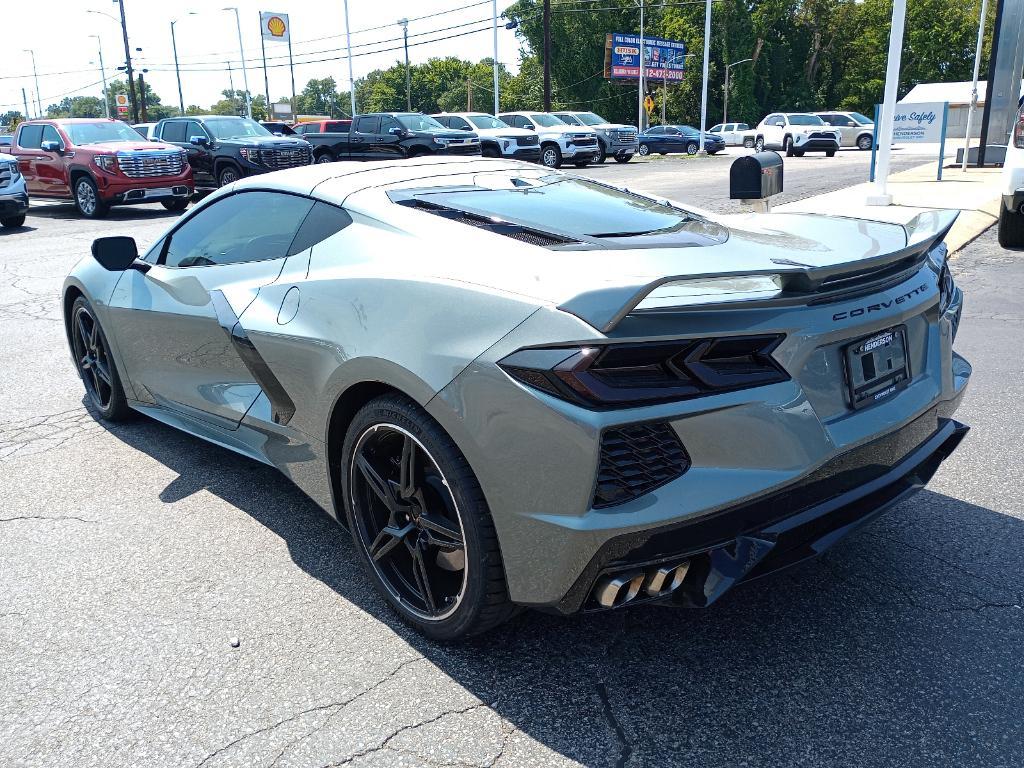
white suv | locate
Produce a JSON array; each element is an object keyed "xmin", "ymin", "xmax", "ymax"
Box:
[
  {"xmin": 998, "ymin": 101, "xmax": 1024, "ymax": 247},
  {"xmin": 754, "ymin": 113, "xmax": 840, "ymax": 157},
  {"xmin": 497, "ymin": 112, "xmax": 600, "ymax": 168},
  {"xmin": 432, "ymin": 113, "xmax": 541, "ymax": 163}
]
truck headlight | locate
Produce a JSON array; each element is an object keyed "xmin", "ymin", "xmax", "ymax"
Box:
[
  {"xmin": 94, "ymin": 155, "xmax": 117, "ymax": 172},
  {"xmin": 5, "ymin": 160, "xmax": 20, "ymax": 179},
  {"xmin": 239, "ymin": 148, "xmax": 261, "ymax": 164}
]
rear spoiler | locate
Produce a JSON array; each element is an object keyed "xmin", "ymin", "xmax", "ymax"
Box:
[{"xmin": 556, "ymin": 210, "xmax": 958, "ymax": 333}]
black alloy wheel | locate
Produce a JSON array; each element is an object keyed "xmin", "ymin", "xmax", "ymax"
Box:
[
  {"xmin": 218, "ymin": 165, "xmax": 241, "ymax": 187},
  {"xmin": 70, "ymin": 297, "xmax": 131, "ymax": 420},
  {"xmin": 754, "ymin": 136, "xmax": 765, "ymax": 151},
  {"xmin": 350, "ymin": 424, "xmax": 469, "ymax": 621}
]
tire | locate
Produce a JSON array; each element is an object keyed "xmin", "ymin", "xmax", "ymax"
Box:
[
  {"xmin": 73, "ymin": 176, "xmax": 109, "ymax": 219},
  {"xmin": 69, "ymin": 296, "xmax": 132, "ymax": 421},
  {"xmin": 596, "ymin": 144, "xmax": 607, "ymax": 163},
  {"xmin": 614, "ymin": 154, "xmax": 632, "ymax": 163},
  {"xmin": 784, "ymin": 136, "xmax": 795, "ymax": 157},
  {"xmin": 686, "ymin": 141, "xmax": 699, "ymax": 155},
  {"xmin": 341, "ymin": 394, "xmax": 515, "ymax": 640},
  {"xmin": 743, "ymin": 137, "xmax": 755, "ymax": 149},
  {"xmin": 998, "ymin": 205, "xmax": 1024, "ymax": 248},
  {"xmin": 857, "ymin": 134, "xmax": 873, "ymax": 151},
  {"xmin": 793, "ymin": 150, "xmax": 805, "ymax": 157},
  {"xmin": 754, "ymin": 136, "xmax": 765, "ymax": 152},
  {"xmin": 217, "ymin": 164, "xmax": 241, "ymax": 187},
  {"xmin": 315, "ymin": 152, "xmax": 335, "ymax": 164},
  {"xmin": 1, "ymin": 214, "xmax": 26, "ymax": 228},
  {"xmin": 637, "ymin": 143, "xmax": 650, "ymax": 156},
  {"xmin": 825, "ymin": 149, "xmax": 836, "ymax": 157},
  {"xmin": 161, "ymin": 198, "xmax": 189, "ymax": 212},
  {"xmin": 540, "ymin": 143, "xmax": 562, "ymax": 168},
  {"xmin": 481, "ymin": 145, "xmax": 501, "ymax": 159}
]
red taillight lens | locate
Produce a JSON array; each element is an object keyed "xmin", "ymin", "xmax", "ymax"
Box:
[{"xmin": 499, "ymin": 336, "xmax": 789, "ymax": 409}]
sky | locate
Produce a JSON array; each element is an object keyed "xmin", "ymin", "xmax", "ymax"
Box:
[{"xmin": 1, "ymin": 0, "xmax": 522, "ymax": 117}]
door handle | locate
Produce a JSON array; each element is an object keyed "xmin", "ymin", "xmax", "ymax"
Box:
[
  {"xmin": 376, "ymin": 138, "xmax": 385, "ymax": 142},
  {"xmin": 351, "ymin": 137, "xmax": 363, "ymax": 143}
]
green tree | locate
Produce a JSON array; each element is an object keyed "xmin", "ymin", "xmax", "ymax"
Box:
[{"xmin": 209, "ymin": 90, "xmax": 268, "ymax": 120}]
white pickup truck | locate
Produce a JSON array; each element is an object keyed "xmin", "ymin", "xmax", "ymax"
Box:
[{"xmin": 999, "ymin": 101, "xmax": 1024, "ymax": 247}]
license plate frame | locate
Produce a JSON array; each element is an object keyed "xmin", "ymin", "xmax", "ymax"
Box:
[{"xmin": 844, "ymin": 325, "xmax": 910, "ymax": 410}]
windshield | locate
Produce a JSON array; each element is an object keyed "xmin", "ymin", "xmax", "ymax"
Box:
[
  {"xmin": 788, "ymin": 114, "xmax": 826, "ymax": 126},
  {"xmin": 849, "ymin": 112, "xmax": 873, "ymax": 125},
  {"xmin": 467, "ymin": 115, "xmax": 509, "ymax": 130},
  {"xmin": 398, "ymin": 114, "xmax": 446, "ymax": 131},
  {"xmin": 206, "ymin": 118, "xmax": 271, "ymax": 140},
  {"xmin": 411, "ymin": 176, "xmax": 694, "ymax": 238},
  {"xmin": 530, "ymin": 113, "xmax": 567, "ymax": 127},
  {"xmin": 573, "ymin": 112, "xmax": 606, "ymax": 126},
  {"xmin": 65, "ymin": 121, "xmax": 145, "ymax": 145}
]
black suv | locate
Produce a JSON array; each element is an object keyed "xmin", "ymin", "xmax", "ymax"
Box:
[{"xmin": 152, "ymin": 115, "xmax": 312, "ymax": 189}]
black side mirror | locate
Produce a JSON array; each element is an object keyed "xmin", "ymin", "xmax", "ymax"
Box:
[
  {"xmin": 189, "ymin": 135, "xmax": 209, "ymax": 146},
  {"xmin": 388, "ymin": 127, "xmax": 405, "ymax": 136},
  {"xmin": 41, "ymin": 140, "xmax": 63, "ymax": 153},
  {"xmin": 91, "ymin": 236, "xmax": 139, "ymax": 271}
]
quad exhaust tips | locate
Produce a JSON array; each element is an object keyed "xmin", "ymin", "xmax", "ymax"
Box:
[{"xmin": 591, "ymin": 561, "xmax": 689, "ymax": 609}]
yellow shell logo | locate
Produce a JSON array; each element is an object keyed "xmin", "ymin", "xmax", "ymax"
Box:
[{"xmin": 267, "ymin": 16, "xmax": 286, "ymax": 37}]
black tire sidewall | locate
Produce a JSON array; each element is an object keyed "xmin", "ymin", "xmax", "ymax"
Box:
[
  {"xmin": 74, "ymin": 177, "xmax": 107, "ymax": 218},
  {"xmin": 218, "ymin": 165, "xmax": 241, "ymax": 187},
  {"xmin": 340, "ymin": 394, "xmax": 508, "ymax": 640},
  {"xmin": 71, "ymin": 296, "xmax": 131, "ymax": 420},
  {"xmin": 998, "ymin": 206, "xmax": 1024, "ymax": 248},
  {"xmin": 1, "ymin": 215, "xmax": 26, "ymax": 228}
]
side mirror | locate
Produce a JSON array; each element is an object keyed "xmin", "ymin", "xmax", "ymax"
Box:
[
  {"xmin": 91, "ymin": 236, "xmax": 139, "ymax": 271},
  {"xmin": 524, "ymin": 124, "xmax": 535, "ymax": 130},
  {"xmin": 388, "ymin": 127, "xmax": 405, "ymax": 136},
  {"xmin": 460, "ymin": 125, "xmax": 472, "ymax": 131},
  {"xmin": 189, "ymin": 135, "xmax": 209, "ymax": 146},
  {"xmin": 41, "ymin": 140, "xmax": 63, "ymax": 153}
]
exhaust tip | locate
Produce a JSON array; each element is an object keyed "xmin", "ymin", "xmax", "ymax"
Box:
[
  {"xmin": 643, "ymin": 561, "xmax": 689, "ymax": 597},
  {"xmin": 592, "ymin": 571, "xmax": 645, "ymax": 608}
]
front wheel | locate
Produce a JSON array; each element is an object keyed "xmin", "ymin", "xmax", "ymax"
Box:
[
  {"xmin": 540, "ymin": 144, "xmax": 562, "ymax": 168},
  {"xmin": 754, "ymin": 137, "xmax": 765, "ymax": 152},
  {"xmin": 74, "ymin": 176, "xmax": 108, "ymax": 219},
  {"xmin": 614, "ymin": 154, "xmax": 633, "ymax": 163},
  {"xmin": 342, "ymin": 395, "xmax": 514, "ymax": 640},
  {"xmin": 857, "ymin": 134, "xmax": 873, "ymax": 151},
  {"xmin": 217, "ymin": 165, "xmax": 241, "ymax": 187},
  {"xmin": 315, "ymin": 152, "xmax": 335, "ymax": 164},
  {"xmin": 1, "ymin": 214, "xmax": 26, "ymax": 228},
  {"xmin": 69, "ymin": 296, "xmax": 132, "ymax": 421},
  {"xmin": 686, "ymin": 141, "xmax": 699, "ymax": 155},
  {"xmin": 637, "ymin": 143, "xmax": 651, "ymax": 156},
  {"xmin": 784, "ymin": 137, "xmax": 795, "ymax": 157},
  {"xmin": 998, "ymin": 205, "xmax": 1024, "ymax": 248},
  {"xmin": 825, "ymin": 149, "xmax": 836, "ymax": 157},
  {"xmin": 596, "ymin": 144, "xmax": 607, "ymax": 163},
  {"xmin": 743, "ymin": 137, "xmax": 755, "ymax": 149},
  {"xmin": 161, "ymin": 198, "xmax": 189, "ymax": 212}
]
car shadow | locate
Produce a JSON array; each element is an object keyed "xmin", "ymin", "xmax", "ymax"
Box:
[
  {"xmin": 0, "ymin": 224, "xmax": 38, "ymax": 236},
  {"xmin": 25, "ymin": 202, "xmax": 186, "ymax": 221},
  {"xmin": 93, "ymin": 409, "xmax": 1024, "ymax": 765}
]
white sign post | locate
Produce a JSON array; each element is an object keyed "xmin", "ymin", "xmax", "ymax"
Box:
[{"xmin": 870, "ymin": 101, "xmax": 950, "ymax": 182}]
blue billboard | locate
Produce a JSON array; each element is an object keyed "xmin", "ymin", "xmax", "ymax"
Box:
[{"xmin": 605, "ymin": 33, "xmax": 688, "ymax": 81}]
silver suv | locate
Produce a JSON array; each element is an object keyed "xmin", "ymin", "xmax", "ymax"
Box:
[
  {"xmin": 551, "ymin": 110, "xmax": 638, "ymax": 163},
  {"xmin": 813, "ymin": 111, "xmax": 875, "ymax": 150},
  {"xmin": 498, "ymin": 112, "xmax": 600, "ymax": 168}
]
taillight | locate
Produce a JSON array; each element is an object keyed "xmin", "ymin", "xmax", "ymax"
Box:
[{"xmin": 498, "ymin": 335, "xmax": 789, "ymax": 408}]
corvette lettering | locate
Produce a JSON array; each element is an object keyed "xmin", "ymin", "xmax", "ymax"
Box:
[{"xmin": 832, "ymin": 283, "xmax": 929, "ymax": 321}]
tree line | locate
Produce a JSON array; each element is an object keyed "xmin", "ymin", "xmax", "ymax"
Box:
[{"xmin": 3, "ymin": 0, "xmax": 992, "ymax": 130}]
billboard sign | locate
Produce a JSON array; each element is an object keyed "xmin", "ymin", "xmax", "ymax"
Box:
[
  {"xmin": 261, "ymin": 11, "xmax": 290, "ymax": 42},
  {"xmin": 605, "ymin": 33, "xmax": 688, "ymax": 81},
  {"xmin": 890, "ymin": 101, "xmax": 946, "ymax": 143}
]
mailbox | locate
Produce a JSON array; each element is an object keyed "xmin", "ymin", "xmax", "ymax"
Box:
[{"xmin": 729, "ymin": 151, "xmax": 784, "ymax": 201}]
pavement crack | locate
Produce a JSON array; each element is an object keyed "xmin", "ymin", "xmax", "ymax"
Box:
[
  {"xmin": 595, "ymin": 682, "xmax": 632, "ymax": 768},
  {"xmin": 193, "ymin": 656, "xmax": 427, "ymax": 768},
  {"xmin": 0, "ymin": 515, "xmax": 96, "ymax": 523}
]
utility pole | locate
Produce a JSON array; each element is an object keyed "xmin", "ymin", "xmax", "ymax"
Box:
[
  {"xmin": 962, "ymin": 0, "xmax": 989, "ymax": 170},
  {"xmin": 492, "ymin": 0, "xmax": 500, "ymax": 114},
  {"xmin": 138, "ymin": 71, "xmax": 148, "ymax": 122},
  {"xmin": 225, "ymin": 7, "xmax": 253, "ymax": 119},
  {"xmin": 723, "ymin": 58, "xmax": 752, "ymax": 125},
  {"xmin": 637, "ymin": 0, "xmax": 645, "ymax": 132},
  {"xmin": 171, "ymin": 18, "xmax": 189, "ymax": 115},
  {"xmin": 398, "ymin": 19, "xmax": 411, "ymax": 111},
  {"xmin": 543, "ymin": 0, "xmax": 551, "ymax": 110},
  {"xmin": 662, "ymin": 75, "xmax": 666, "ymax": 125},
  {"xmin": 698, "ymin": 0, "xmax": 712, "ymax": 154},
  {"xmin": 90, "ymin": 36, "xmax": 111, "ymax": 119},
  {"xmin": 467, "ymin": 76, "xmax": 472, "ymax": 111},
  {"xmin": 227, "ymin": 62, "xmax": 237, "ymax": 113},
  {"xmin": 343, "ymin": 0, "xmax": 357, "ymax": 117},
  {"xmin": 22, "ymin": 89, "xmax": 30, "ymax": 121},
  {"xmin": 24, "ymin": 50, "xmax": 42, "ymax": 118},
  {"xmin": 115, "ymin": 0, "xmax": 139, "ymax": 124}
]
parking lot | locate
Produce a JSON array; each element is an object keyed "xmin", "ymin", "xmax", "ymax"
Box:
[{"xmin": 3, "ymin": 152, "xmax": 1023, "ymax": 767}]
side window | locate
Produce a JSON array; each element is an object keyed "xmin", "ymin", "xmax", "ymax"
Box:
[
  {"xmin": 710, "ymin": 124, "xmax": 723, "ymax": 132},
  {"xmin": 163, "ymin": 192, "xmax": 315, "ymax": 268},
  {"xmin": 449, "ymin": 117, "xmax": 471, "ymax": 131},
  {"xmin": 769, "ymin": 116, "xmax": 784, "ymax": 126},
  {"xmin": 380, "ymin": 115, "xmax": 401, "ymax": 133},
  {"xmin": 288, "ymin": 202, "xmax": 353, "ymax": 255},
  {"xmin": 326, "ymin": 121, "xmax": 348, "ymax": 132},
  {"xmin": 293, "ymin": 124, "xmax": 308, "ymax": 134},
  {"xmin": 185, "ymin": 121, "xmax": 207, "ymax": 141},
  {"xmin": 832, "ymin": 115, "xmax": 853, "ymax": 127},
  {"xmin": 161, "ymin": 121, "xmax": 186, "ymax": 143},
  {"xmin": 41, "ymin": 125, "xmax": 62, "ymax": 148},
  {"xmin": 355, "ymin": 115, "xmax": 380, "ymax": 134},
  {"xmin": 737, "ymin": 123, "xmax": 750, "ymax": 131},
  {"xmin": 648, "ymin": 126, "xmax": 663, "ymax": 135},
  {"xmin": 433, "ymin": 116, "xmax": 450, "ymax": 128},
  {"xmin": 18, "ymin": 124, "xmax": 43, "ymax": 149}
]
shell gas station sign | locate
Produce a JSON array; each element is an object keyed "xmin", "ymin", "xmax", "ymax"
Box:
[
  {"xmin": 115, "ymin": 93, "xmax": 129, "ymax": 116},
  {"xmin": 260, "ymin": 12, "xmax": 290, "ymax": 42}
]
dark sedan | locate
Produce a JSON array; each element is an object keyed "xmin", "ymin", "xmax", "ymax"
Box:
[{"xmin": 638, "ymin": 125, "xmax": 725, "ymax": 156}]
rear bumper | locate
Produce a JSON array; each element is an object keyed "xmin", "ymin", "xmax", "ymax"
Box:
[{"xmin": 557, "ymin": 409, "xmax": 968, "ymax": 614}]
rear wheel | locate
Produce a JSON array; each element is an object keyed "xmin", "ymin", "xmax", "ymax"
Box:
[
  {"xmin": 998, "ymin": 205, "xmax": 1024, "ymax": 248},
  {"xmin": 540, "ymin": 143, "xmax": 562, "ymax": 168},
  {"xmin": 161, "ymin": 198, "xmax": 189, "ymax": 212},
  {"xmin": 857, "ymin": 134, "xmax": 873, "ymax": 151},
  {"xmin": 69, "ymin": 296, "xmax": 132, "ymax": 421},
  {"xmin": 1, "ymin": 214, "xmax": 25, "ymax": 228},
  {"xmin": 743, "ymin": 137, "xmax": 755, "ymax": 149},
  {"xmin": 74, "ymin": 176, "xmax": 108, "ymax": 219},
  {"xmin": 342, "ymin": 395, "xmax": 514, "ymax": 640}
]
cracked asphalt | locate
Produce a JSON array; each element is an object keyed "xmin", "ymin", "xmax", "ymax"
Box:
[{"xmin": 2, "ymin": 152, "xmax": 1023, "ymax": 768}]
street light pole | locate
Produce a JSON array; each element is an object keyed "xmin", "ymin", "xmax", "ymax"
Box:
[
  {"xmin": 170, "ymin": 19, "xmax": 187, "ymax": 115},
  {"xmin": 492, "ymin": 0, "xmax": 500, "ymax": 114},
  {"xmin": 637, "ymin": 0, "xmax": 645, "ymax": 132},
  {"xmin": 867, "ymin": 0, "xmax": 907, "ymax": 205},
  {"xmin": 698, "ymin": 0, "xmax": 712, "ymax": 154},
  {"xmin": 224, "ymin": 7, "xmax": 253, "ymax": 119},
  {"xmin": 398, "ymin": 18, "xmax": 411, "ymax": 111},
  {"xmin": 343, "ymin": 0, "xmax": 357, "ymax": 117},
  {"xmin": 962, "ymin": 0, "xmax": 989, "ymax": 171},
  {"xmin": 24, "ymin": 50, "xmax": 41, "ymax": 118},
  {"xmin": 90, "ymin": 36, "xmax": 111, "ymax": 119},
  {"xmin": 723, "ymin": 58, "xmax": 752, "ymax": 125}
]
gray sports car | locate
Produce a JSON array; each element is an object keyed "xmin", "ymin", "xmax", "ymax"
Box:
[{"xmin": 63, "ymin": 157, "xmax": 970, "ymax": 639}]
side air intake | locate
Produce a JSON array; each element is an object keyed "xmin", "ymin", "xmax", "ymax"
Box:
[{"xmin": 593, "ymin": 423, "xmax": 691, "ymax": 509}]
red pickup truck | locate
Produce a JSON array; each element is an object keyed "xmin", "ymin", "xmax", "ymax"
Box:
[{"xmin": 7, "ymin": 118, "xmax": 194, "ymax": 218}]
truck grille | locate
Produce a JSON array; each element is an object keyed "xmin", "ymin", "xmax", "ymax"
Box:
[
  {"xmin": 809, "ymin": 132, "xmax": 836, "ymax": 140},
  {"xmin": 571, "ymin": 134, "xmax": 598, "ymax": 147},
  {"xmin": 261, "ymin": 145, "xmax": 313, "ymax": 170},
  {"xmin": 116, "ymin": 151, "xmax": 185, "ymax": 178},
  {"xmin": 618, "ymin": 131, "xmax": 637, "ymax": 142},
  {"xmin": 516, "ymin": 135, "xmax": 539, "ymax": 147},
  {"xmin": 443, "ymin": 144, "xmax": 484, "ymax": 156}
]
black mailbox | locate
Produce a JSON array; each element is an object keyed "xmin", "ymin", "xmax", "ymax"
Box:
[{"xmin": 729, "ymin": 151, "xmax": 784, "ymax": 200}]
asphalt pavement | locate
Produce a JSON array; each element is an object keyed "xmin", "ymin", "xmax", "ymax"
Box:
[{"xmin": 2, "ymin": 151, "xmax": 1022, "ymax": 767}]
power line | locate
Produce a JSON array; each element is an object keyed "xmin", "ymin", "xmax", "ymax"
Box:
[{"xmin": 0, "ymin": 75, "xmax": 116, "ymax": 111}]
